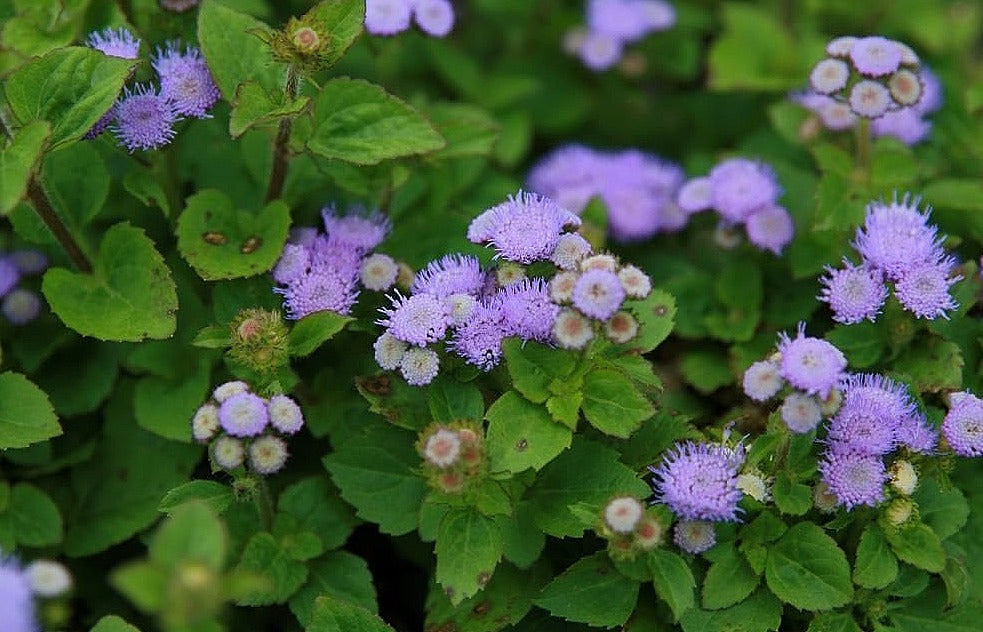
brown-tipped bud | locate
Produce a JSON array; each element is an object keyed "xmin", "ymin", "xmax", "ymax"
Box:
[
  {"xmin": 884, "ymin": 498, "xmax": 915, "ymax": 527},
  {"xmin": 270, "ymin": 15, "xmax": 331, "ymax": 69},
  {"xmin": 634, "ymin": 515, "xmax": 665, "ymax": 550},
  {"xmin": 435, "ymin": 470, "xmax": 467, "ymax": 494},
  {"xmin": 606, "ymin": 535, "xmax": 637, "ymax": 561},
  {"xmin": 228, "ymin": 309, "xmax": 289, "ymax": 375}
]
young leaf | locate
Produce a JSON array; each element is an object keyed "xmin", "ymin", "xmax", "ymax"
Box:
[
  {"xmin": 503, "ymin": 338, "xmax": 577, "ymax": 404},
  {"xmin": 0, "ymin": 371, "xmax": 60, "ymax": 449},
  {"xmin": 289, "ymin": 552, "xmax": 377, "ymax": 627},
  {"xmin": 883, "ymin": 522, "xmax": 946, "ymax": 573},
  {"xmin": 158, "ymin": 480, "xmax": 235, "ymax": 515},
  {"xmin": 853, "ymin": 524, "xmax": 899, "ymax": 589},
  {"xmin": 703, "ymin": 546, "xmax": 760, "ymax": 610},
  {"xmin": 7, "ymin": 482, "xmax": 62, "ymax": 546},
  {"xmin": 235, "ymin": 532, "xmax": 308, "ymax": 605},
  {"xmin": 627, "ymin": 289, "xmax": 677, "ymax": 353},
  {"xmin": 434, "ymin": 507, "xmax": 505, "ymax": 605},
  {"xmin": 765, "ymin": 522, "xmax": 853, "ymax": 611},
  {"xmin": 0, "ymin": 120, "xmax": 50, "ymax": 214},
  {"xmin": 4, "ymin": 47, "xmax": 136, "ymax": 149},
  {"xmin": 307, "ymin": 78, "xmax": 446, "ymax": 165},
  {"xmin": 649, "ymin": 549, "xmax": 696, "ymax": 620},
  {"xmin": 807, "ymin": 612, "xmax": 863, "ymax": 632},
  {"xmin": 534, "ymin": 551, "xmax": 640, "ymax": 628},
  {"xmin": 913, "ymin": 478, "xmax": 970, "ymax": 540},
  {"xmin": 485, "ymin": 391, "xmax": 572, "ymax": 474},
  {"xmin": 277, "ymin": 477, "xmax": 357, "ymax": 551},
  {"xmin": 581, "ymin": 367, "xmax": 653, "ymax": 438},
  {"xmin": 230, "ymin": 80, "xmax": 310, "ymax": 138},
  {"xmin": 288, "ymin": 311, "xmax": 353, "ymax": 356},
  {"xmin": 426, "ymin": 376, "xmax": 484, "ymax": 423},
  {"xmin": 307, "ymin": 596, "xmax": 396, "ymax": 632},
  {"xmin": 176, "ymin": 189, "xmax": 291, "ymax": 280},
  {"xmin": 43, "ymin": 223, "xmax": 178, "ymax": 342},
  {"xmin": 772, "ymin": 472, "xmax": 812, "ymax": 516}
]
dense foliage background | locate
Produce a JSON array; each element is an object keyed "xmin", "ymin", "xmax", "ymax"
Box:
[{"xmin": 1, "ymin": 0, "xmax": 983, "ymax": 631}]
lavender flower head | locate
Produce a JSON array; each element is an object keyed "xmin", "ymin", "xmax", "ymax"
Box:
[
  {"xmin": 399, "ymin": 346, "xmax": 441, "ymax": 386},
  {"xmin": 0, "ymin": 258, "xmax": 21, "ymax": 297},
  {"xmin": 0, "ymin": 554, "xmax": 36, "ymax": 632},
  {"xmin": 551, "ymin": 233, "xmax": 593, "ymax": 270},
  {"xmin": 819, "ymin": 260, "xmax": 888, "ymax": 324},
  {"xmin": 818, "ymin": 448, "xmax": 886, "ymax": 509},
  {"xmin": 377, "ymin": 292, "xmax": 449, "ymax": 346},
  {"xmin": 708, "ymin": 158, "xmax": 781, "ymax": 223},
  {"xmin": 942, "ymin": 391, "xmax": 983, "ymax": 457},
  {"xmin": 450, "ymin": 301, "xmax": 508, "ymax": 370},
  {"xmin": 650, "ymin": 441, "xmax": 745, "ymax": 522},
  {"xmin": 894, "ymin": 257, "xmax": 960, "ymax": 320},
  {"xmin": 275, "ymin": 265, "xmax": 360, "ymax": 319},
  {"xmin": 413, "ymin": 0, "xmax": 455, "ymax": 37},
  {"xmin": 781, "ymin": 393, "xmax": 822, "ymax": 434},
  {"xmin": 267, "ymin": 395, "xmax": 304, "ymax": 435},
  {"xmin": 112, "ymin": 85, "xmax": 180, "ymax": 152},
  {"xmin": 322, "ymin": 206, "xmax": 391, "ymax": 252},
  {"xmin": 468, "ymin": 192, "xmax": 581, "ymax": 264},
  {"xmin": 86, "ymin": 27, "xmax": 141, "ymax": 58},
  {"xmin": 571, "ymin": 269, "xmax": 626, "ymax": 321},
  {"xmin": 152, "ymin": 43, "xmax": 220, "ymax": 118},
  {"xmin": 218, "ymin": 392, "xmax": 269, "ymax": 437},
  {"xmin": 872, "ymin": 107, "xmax": 932, "ymax": 145},
  {"xmin": 742, "ymin": 360, "xmax": 784, "ymax": 401},
  {"xmin": 776, "ymin": 323, "xmax": 847, "ymax": 398},
  {"xmin": 853, "ymin": 195, "xmax": 943, "ymax": 281},
  {"xmin": 674, "ymin": 520, "xmax": 716, "ymax": 554},
  {"xmin": 849, "ymin": 36, "xmax": 905, "ymax": 77},
  {"xmin": 577, "ymin": 31, "xmax": 624, "ymax": 71},
  {"xmin": 496, "ymin": 278, "xmax": 559, "ymax": 343},
  {"xmin": 411, "ymin": 254, "xmax": 485, "ymax": 298},
  {"xmin": 2, "ymin": 289, "xmax": 42, "ymax": 325},
  {"xmin": 897, "ymin": 412, "xmax": 938, "ymax": 454},
  {"xmin": 826, "ymin": 392, "xmax": 900, "ymax": 457},
  {"xmin": 365, "ymin": 0, "xmax": 412, "ymax": 35},
  {"xmin": 745, "ymin": 205, "xmax": 794, "ymax": 255},
  {"xmin": 10, "ymin": 250, "xmax": 48, "ymax": 275}
]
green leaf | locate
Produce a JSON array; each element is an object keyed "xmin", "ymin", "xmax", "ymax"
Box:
[
  {"xmin": 307, "ymin": 596, "xmax": 396, "ymax": 632},
  {"xmin": 853, "ymin": 524, "xmax": 899, "ymax": 589},
  {"xmin": 497, "ymin": 503, "xmax": 545, "ymax": 568},
  {"xmin": 627, "ymin": 289, "xmax": 677, "ymax": 353},
  {"xmin": 111, "ymin": 561, "xmax": 168, "ymax": 613},
  {"xmin": 150, "ymin": 502, "xmax": 226, "ymax": 571},
  {"xmin": 124, "ymin": 169, "xmax": 172, "ymax": 217},
  {"xmin": 4, "ymin": 47, "xmax": 136, "ymax": 149},
  {"xmin": 534, "ymin": 552, "xmax": 640, "ymax": 628},
  {"xmin": 322, "ymin": 420, "xmax": 426, "ymax": 535},
  {"xmin": 649, "ymin": 549, "xmax": 696, "ymax": 621},
  {"xmin": 176, "ymin": 189, "xmax": 291, "ymax": 280},
  {"xmin": 307, "ymin": 77, "xmax": 445, "ymax": 165},
  {"xmin": 91, "ymin": 615, "xmax": 142, "ymax": 632},
  {"xmin": 133, "ymin": 360, "xmax": 211, "ymax": 442},
  {"xmin": 235, "ymin": 532, "xmax": 308, "ymax": 605},
  {"xmin": 825, "ymin": 323, "xmax": 886, "ymax": 369},
  {"xmin": 42, "ymin": 223, "xmax": 178, "ymax": 342},
  {"xmin": 41, "ymin": 142, "xmax": 110, "ymax": 228},
  {"xmin": 703, "ymin": 546, "xmax": 760, "ymax": 610},
  {"xmin": 192, "ymin": 325, "xmax": 232, "ymax": 349},
  {"xmin": 893, "ymin": 337, "xmax": 963, "ymax": 393},
  {"xmin": 680, "ymin": 349, "xmax": 734, "ymax": 393},
  {"xmin": 229, "ymin": 80, "xmax": 310, "ymax": 138},
  {"xmin": 581, "ymin": 368, "xmax": 653, "ymax": 438},
  {"xmin": 914, "ymin": 478, "xmax": 970, "ymax": 540},
  {"xmin": 680, "ymin": 589, "xmax": 782, "ymax": 632},
  {"xmin": 425, "ymin": 562, "xmax": 547, "ymax": 632},
  {"xmin": 884, "ymin": 523, "xmax": 946, "ymax": 573},
  {"xmin": 485, "ymin": 391, "xmax": 572, "ymax": 474},
  {"xmin": 288, "ymin": 311, "xmax": 353, "ymax": 356},
  {"xmin": 277, "ymin": 477, "xmax": 356, "ymax": 551},
  {"xmin": 0, "ymin": 371, "xmax": 60, "ymax": 449},
  {"xmin": 772, "ymin": 472, "xmax": 812, "ymax": 516},
  {"xmin": 0, "ymin": 120, "xmax": 49, "ymax": 214},
  {"xmin": 503, "ymin": 338, "xmax": 577, "ymax": 404},
  {"xmin": 7, "ymin": 482, "xmax": 62, "ymax": 546},
  {"xmin": 434, "ymin": 507, "xmax": 505, "ymax": 605},
  {"xmin": 765, "ymin": 522, "xmax": 853, "ymax": 611},
  {"xmin": 289, "ymin": 552, "xmax": 377, "ymax": 627},
  {"xmin": 303, "ymin": 0, "xmax": 365, "ymax": 68},
  {"xmin": 65, "ymin": 385, "xmax": 201, "ymax": 556},
  {"xmin": 426, "ymin": 102, "xmax": 500, "ymax": 159},
  {"xmin": 197, "ymin": 0, "xmax": 286, "ymax": 100},
  {"xmin": 158, "ymin": 481, "xmax": 235, "ymax": 515},
  {"xmin": 355, "ymin": 373, "xmax": 432, "ymax": 431},
  {"xmin": 427, "ymin": 377, "xmax": 484, "ymax": 423},
  {"xmin": 526, "ymin": 438, "xmax": 649, "ymax": 538},
  {"xmin": 808, "ymin": 612, "xmax": 863, "ymax": 632}
]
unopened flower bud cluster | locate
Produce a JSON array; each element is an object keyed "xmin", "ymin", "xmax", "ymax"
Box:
[
  {"xmin": 599, "ymin": 496, "xmax": 665, "ymax": 559},
  {"xmin": 416, "ymin": 422, "xmax": 486, "ymax": 494},
  {"xmin": 191, "ymin": 381, "xmax": 305, "ymax": 476}
]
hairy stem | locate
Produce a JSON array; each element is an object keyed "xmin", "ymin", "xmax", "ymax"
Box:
[
  {"xmin": 855, "ymin": 117, "xmax": 872, "ymax": 183},
  {"xmin": 264, "ymin": 68, "xmax": 300, "ymax": 203},
  {"xmin": 26, "ymin": 178, "xmax": 93, "ymax": 273},
  {"xmin": 255, "ymin": 477, "xmax": 276, "ymax": 532}
]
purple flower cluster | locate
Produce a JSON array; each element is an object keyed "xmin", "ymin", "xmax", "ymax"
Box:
[
  {"xmin": 85, "ymin": 29, "xmax": 219, "ymax": 151},
  {"xmin": 468, "ymin": 191, "xmax": 582, "ymax": 263},
  {"xmin": 192, "ymin": 381, "xmax": 305, "ymax": 476},
  {"xmin": 527, "ymin": 145, "xmax": 686, "ymax": 242},
  {"xmin": 650, "ymin": 441, "xmax": 745, "ymax": 522},
  {"xmin": 942, "ymin": 391, "xmax": 983, "ymax": 457},
  {"xmin": 676, "ymin": 157, "xmax": 794, "ymax": 255},
  {"xmin": 819, "ymin": 194, "xmax": 960, "ymax": 323},
  {"xmin": 819, "ymin": 373, "xmax": 935, "ymax": 509},
  {"xmin": 564, "ymin": 0, "xmax": 676, "ymax": 71},
  {"xmin": 273, "ymin": 206, "xmax": 397, "ymax": 319},
  {"xmin": 793, "ymin": 67, "xmax": 942, "ymax": 145},
  {"xmin": 0, "ymin": 553, "xmax": 36, "ymax": 632},
  {"xmin": 806, "ymin": 36, "xmax": 922, "ymax": 121},
  {"xmin": 0, "ymin": 249, "xmax": 47, "ymax": 326},
  {"xmin": 364, "ymin": 0, "xmax": 455, "ymax": 38}
]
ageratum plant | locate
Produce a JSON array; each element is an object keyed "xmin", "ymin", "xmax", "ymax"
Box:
[{"xmin": 0, "ymin": 1, "xmax": 982, "ymax": 631}]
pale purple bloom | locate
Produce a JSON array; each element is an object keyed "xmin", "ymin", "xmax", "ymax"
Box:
[
  {"xmin": 745, "ymin": 205, "xmax": 794, "ymax": 254},
  {"xmin": 818, "ymin": 449, "xmax": 886, "ymax": 509},
  {"xmin": 248, "ymin": 435, "xmax": 289, "ymax": 475},
  {"xmin": 0, "ymin": 258, "xmax": 21, "ymax": 297},
  {"xmin": 377, "ymin": 292, "xmax": 448, "ymax": 346},
  {"xmin": 587, "ymin": 0, "xmax": 650, "ymax": 42},
  {"xmin": 9, "ymin": 250, "xmax": 47, "ymax": 275},
  {"xmin": 551, "ymin": 233, "xmax": 592, "ymax": 270},
  {"xmin": 0, "ymin": 554, "xmax": 36, "ymax": 632},
  {"xmin": 267, "ymin": 395, "xmax": 304, "ymax": 434},
  {"xmin": 872, "ymin": 108, "xmax": 932, "ymax": 145},
  {"xmin": 792, "ymin": 91, "xmax": 857, "ymax": 131},
  {"xmin": 272, "ymin": 244, "xmax": 310, "ymax": 285},
  {"xmin": 2, "ymin": 289, "xmax": 41, "ymax": 325},
  {"xmin": 496, "ymin": 278, "xmax": 559, "ymax": 343},
  {"xmin": 914, "ymin": 68, "xmax": 942, "ymax": 115},
  {"xmin": 707, "ymin": 158, "xmax": 781, "ymax": 223},
  {"xmin": 897, "ymin": 412, "xmax": 937, "ymax": 454},
  {"xmin": 676, "ymin": 177, "xmax": 712, "ymax": 213},
  {"xmin": 650, "ymin": 441, "xmax": 745, "ymax": 522},
  {"xmin": 826, "ymin": 36, "xmax": 858, "ymax": 58},
  {"xmin": 781, "ymin": 393, "xmax": 822, "ymax": 434},
  {"xmin": 411, "ymin": 254, "xmax": 485, "ymax": 298},
  {"xmin": 152, "ymin": 43, "xmax": 220, "ymax": 118},
  {"xmin": 853, "ymin": 195, "xmax": 943, "ymax": 280},
  {"xmin": 942, "ymin": 391, "xmax": 983, "ymax": 457},
  {"xmin": 219, "ymin": 392, "xmax": 269, "ymax": 437},
  {"xmin": 571, "ymin": 268, "xmax": 625, "ymax": 321},
  {"xmin": 412, "ymin": 0, "xmax": 454, "ymax": 37},
  {"xmin": 674, "ymin": 520, "xmax": 716, "ymax": 554},
  {"xmin": 399, "ymin": 346, "xmax": 441, "ymax": 385},
  {"xmin": 819, "ymin": 260, "xmax": 888, "ymax": 324},
  {"xmin": 322, "ymin": 206, "xmax": 391, "ymax": 252},
  {"xmin": 365, "ymin": 0, "xmax": 412, "ymax": 35},
  {"xmin": 159, "ymin": 0, "xmax": 199, "ymax": 11},
  {"xmin": 578, "ymin": 31, "xmax": 624, "ymax": 71},
  {"xmin": 639, "ymin": 0, "xmax": 676, "ymax": 30},
  {"xmin": 810, "ymin": 58, "xmax": 850, "ymax": 94},
  {"xmin": 276, "ymin": 265, "xmax": 360, "ymax": 318},
  {"xmin": 894, "ymin": 258, "xmax": 960, "ymax": 320},
  {"xmin": 468, "ymin": 192, "xmax": 580, "ymax": 264},
  {"xmin": 450, "ymin": 301, "xmax": 508, "ymax": 370},
  {"xmin": 112, "ymin": 85, "xmax": 180, "ymax": 152},
  {"xmin": 849, "ymin": 80, "xmax": 891, "ymax": 118},
  {"xmin": 742, "ymin": 360, "xmax": 784, "ymax": 401},
  {"xmin": 849, "ymin": 36, "xmax": 903, "ymax": 77},
  {"xmin": 826, "ymin": 394, "xmax": 899, "ymax": 457},
  {"xmin": 289, "ymin": 227, "xmax": 320, "ymax": 247},
  {"xmin": 86, "ymin": 27, "xmax": 140, "ymax": 58},
  {"xmin": 527, "ymin": 145, "xmax": 598, "ymax": 213},
  {"xmin": 776, "ymin": 323, "xmax": 847, "ymax": 398}
]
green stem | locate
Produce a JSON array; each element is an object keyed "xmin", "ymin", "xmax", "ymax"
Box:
[
  {"xmin": 26, "ymin": 178, "xmax": 93, "ymax": 273},
  {"xmin": 264, "ymin": 67, "xmax": 300, "ymax": 203},
  {"xmin": 855, "ymin": 117, "xmax": 872, "ymax": 183},
  {"xmin": 255, "ymin": 477, "xmax": 275, "ymax": 532}
]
